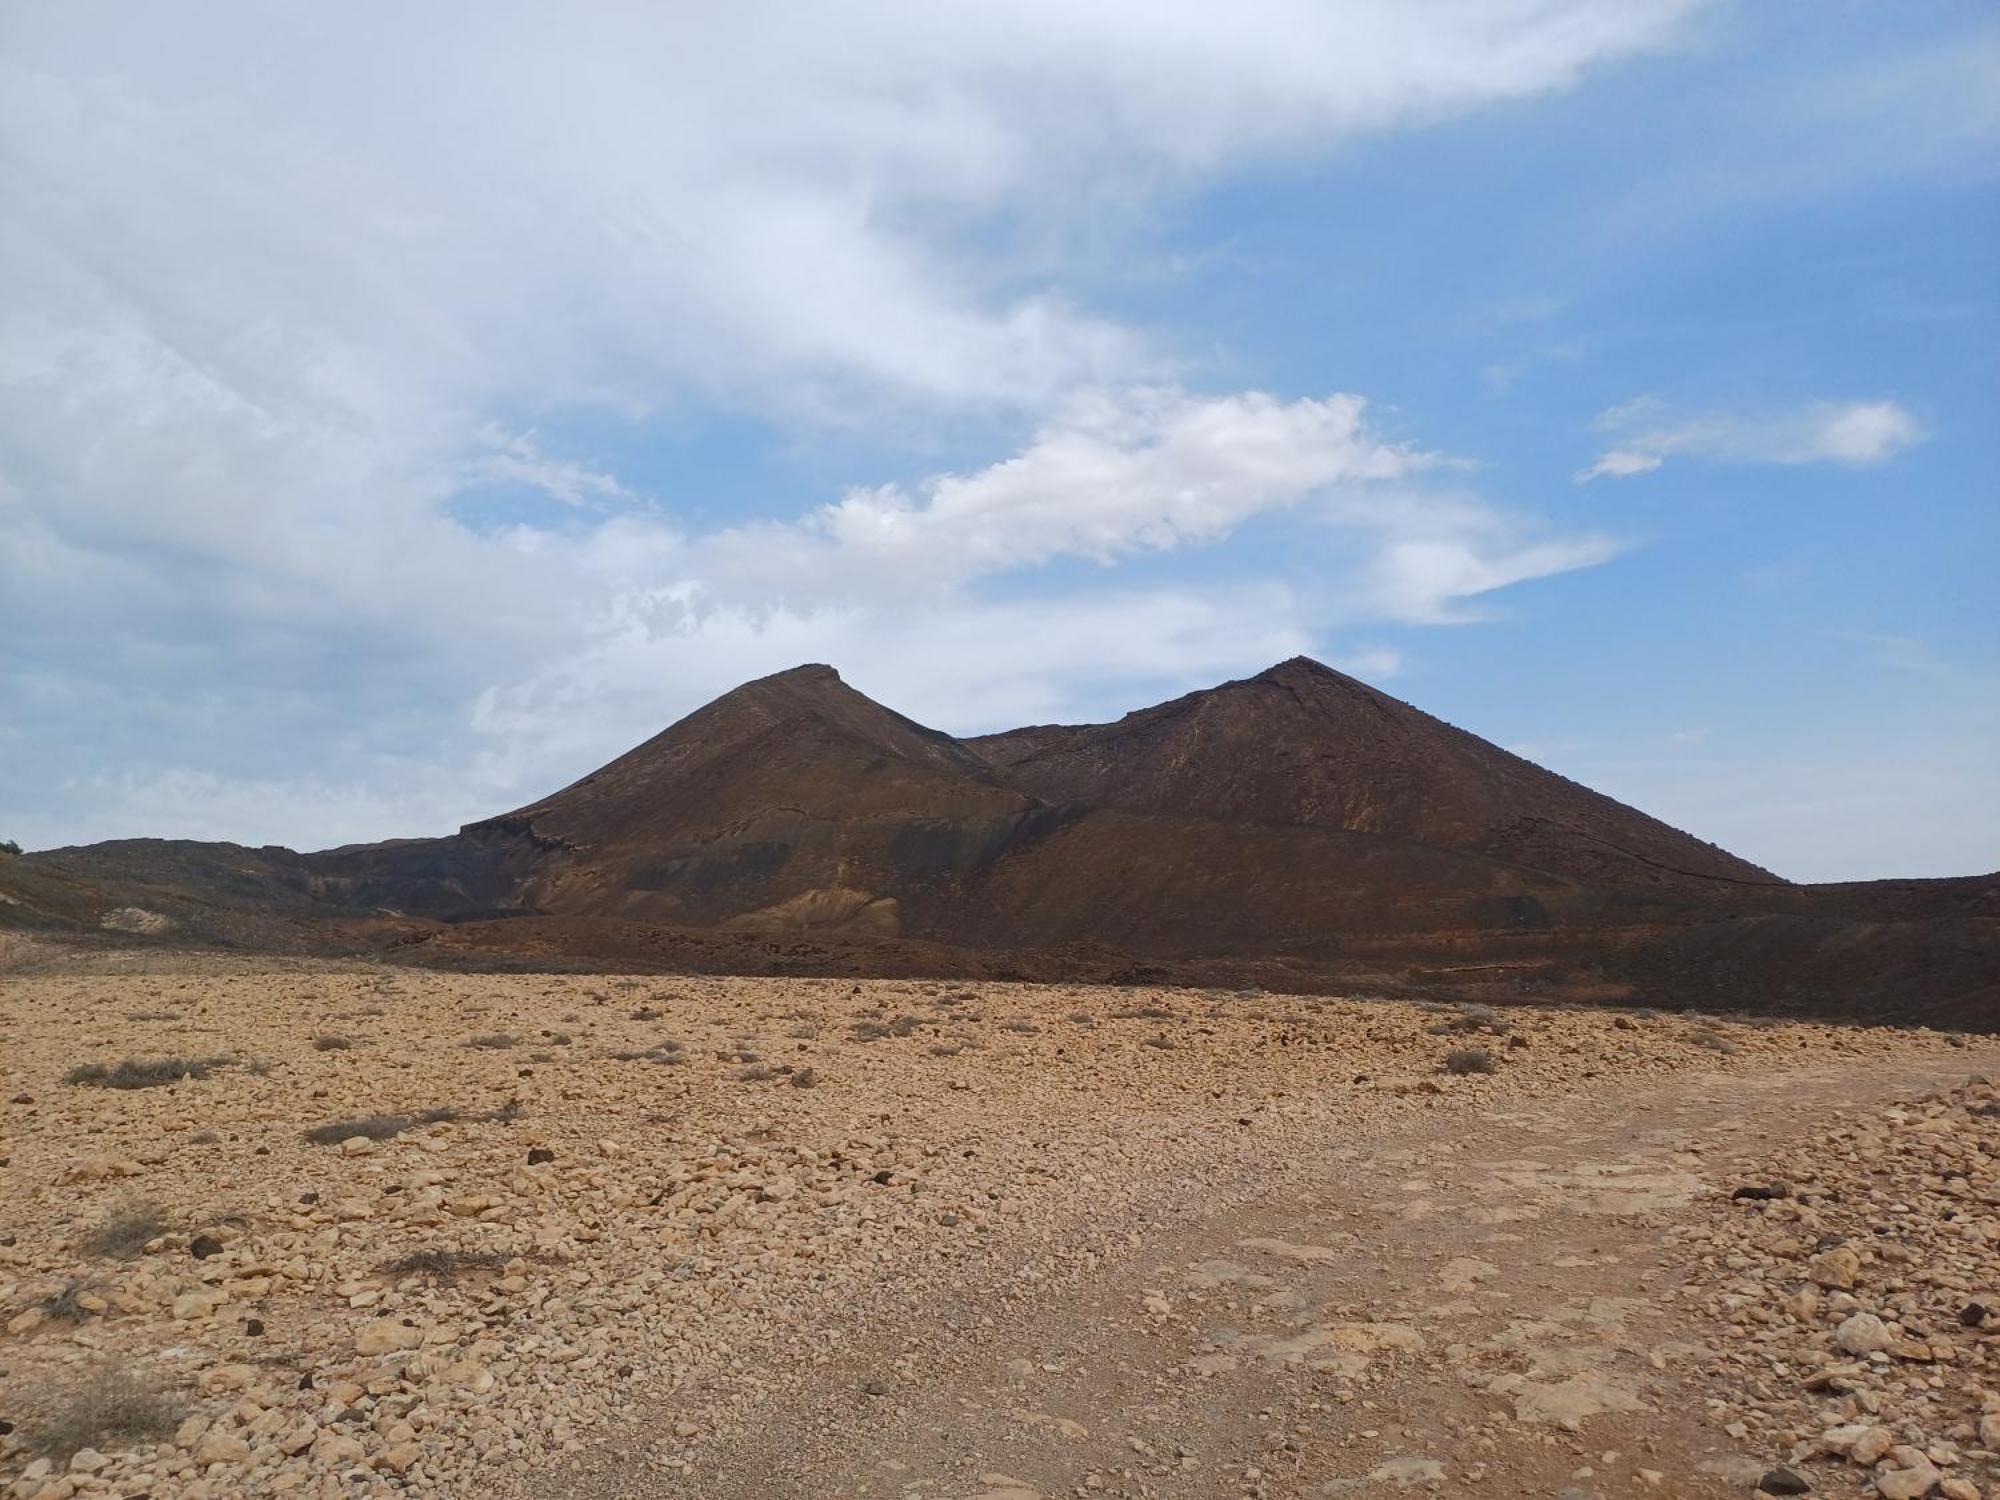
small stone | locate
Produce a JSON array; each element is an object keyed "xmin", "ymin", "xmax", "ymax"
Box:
[
  {"xmin": 1833, "ymin": 1312, "xmax": 1896, "ymax": 1355},
  {"xmin": 194, "ymin": 1431, "xmax": 252, "ymax": 1465},
  {"xmin": 1850, "ymin": 1428, "xmax": 1894, "ymax": 1466},
  {"xmin": 1807, "ymin": 1246, "xmax": 1861, "ymax": 1290},
  {"xmin": 67, "ymin": 1449, "xmax": 107, "ymax": 1474},
  {"xmin": 1758, "ymin": 1468, "xmax": 1811, "ymax": 1496},
  {"xmin": 376, "ymin": 1441, "xmax": 423, "ymax": 1474},
  {"xmin": 188, "ymin": 1232, "xmax": 224, "ymax": 1259},
  {"xmin": 312, "ymin": 1431, "xmax": 366, "ymax": 1464},
  {"xmin": 1876, "ymin": 1449, "xmax": 1942, "ymax": 1500},
  {"xmin": 355, "ymin": 1318, "xmax": 425, "ymax": 1355},
  {"xmin": 174, "ymin": 1287, "xmax": 227, "ymax": 1320},
  {"xmin": 199, "ymin": 1363, "xmax": 259, "ymax": 1393}
]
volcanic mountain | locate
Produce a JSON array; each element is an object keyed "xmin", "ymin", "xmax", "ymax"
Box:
[
  {"xmin": 8, "ymin": 658, "xmax": 1995, "ymax": 1022},
  {"xmin": 967, "ymin": 657, "xmax": 1776, "ymax": 896}
]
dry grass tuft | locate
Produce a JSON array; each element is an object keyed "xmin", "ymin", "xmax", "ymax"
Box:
[
  {"xmin": 65, "ymin": 1056, "xmax": 214, "ymax": 1089},
  {"xmin": 1445, "ymin": 1047, "xmax": 1499, "ymax": 1075},
  {"xmin": 311, "ymin": 1034, "xmax": 352, "ymax": 1051},
  {"xmin": 23, "ymin": 1368, "xmax": 185, "ymax": 1459},
  {"xmin": 381, "ymin": 1246, "xmax": 507, "ymax": 1282},
  {"xmin": 81, "ymin": 1200, "xmax": 168, "ymax": 1259},
  {"xmin": 302, "ymin": 1103, "xmax": 471, "ymax": 1145},
  {"xmin": 1429, "ymin": 1004, "xmax": 1511, "ymax": 1036},
  {"xmin": 37, "ymin": 1278, "xmax": 102, "ymax": 1322}
]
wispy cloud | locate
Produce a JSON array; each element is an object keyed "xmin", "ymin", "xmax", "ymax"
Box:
[
  {"xmin": 465, "ymin": 428, "xmax": 638, "ymax": 511},
  {"xmin": 1576, "ymin": 397, "xmax": 1924, "ymax": 481}
]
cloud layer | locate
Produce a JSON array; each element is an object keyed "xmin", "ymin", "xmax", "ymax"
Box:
[{"xmin": 1576, "ymin": 397, "xmax": 1924, "ymax": 481}]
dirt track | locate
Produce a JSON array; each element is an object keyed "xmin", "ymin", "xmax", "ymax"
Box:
[{"xmin": 531, "ymin": 1047, "xmax": 2000, "ymax": 1500}]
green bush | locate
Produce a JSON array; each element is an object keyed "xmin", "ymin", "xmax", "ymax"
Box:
[{"xmin": 0, "ymin": 838, "xmax": 20, "ymax": 856}]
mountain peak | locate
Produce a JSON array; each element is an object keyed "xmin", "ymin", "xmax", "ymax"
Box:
[
  {"xmin": 1251, "ymin": 655, "xmax": 1360, "ymax": 688},
  {"xmin": 755, "ymin": 662, "xmax": 842, "ymax": 685}
]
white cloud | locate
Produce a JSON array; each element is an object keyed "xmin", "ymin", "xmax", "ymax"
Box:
[
  {"xmin": 696, "ymin": 388, "xmax": 1441, "ymax": 603},
  {"xmin": 1576, "ymin": 397, "xmax": 1924, "ymax": 481},
  {"xmin": 1574, "ymin": 449, "xmax": 1665, "ymax": 482},
  {"xmin": 465, "ymin": 428, "xmax": 638, "ymax": 511}
]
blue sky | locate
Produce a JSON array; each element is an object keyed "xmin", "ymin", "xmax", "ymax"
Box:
[{"xmin": 1, "ymin": 1, "xmax": 1994, "ymax": 880}]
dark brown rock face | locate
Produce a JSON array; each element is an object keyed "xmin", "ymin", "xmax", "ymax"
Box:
[{"xmin": 966, "ymin": 657, "xmax": 1777, "ymax": 895}]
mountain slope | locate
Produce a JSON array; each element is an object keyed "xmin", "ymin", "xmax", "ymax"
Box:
[
  {"xmin": 448, "ymin": 664, "xmax": 1051, "ymax": 932},
  {"xmin": 11, "ymin": 659, "xmax": 1990, "ymax": 1023},
  {"xmin": 967, "ymin": 657, "xmax": 1778, "ymax": 895}
]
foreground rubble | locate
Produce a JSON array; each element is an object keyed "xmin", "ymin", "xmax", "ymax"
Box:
[
  {"xmin": 1674, "ymin": 1074, "xmax": 1999, "ymax": 1498},
  {"xmin": 0, "ymin": 960, "xmax": 1982, "ymax": 1498}
]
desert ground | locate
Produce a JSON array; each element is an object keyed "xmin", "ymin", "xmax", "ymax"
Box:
[{"xmin": 1, "ymin": 954, "xmax": 1995, "ymax": 1500}]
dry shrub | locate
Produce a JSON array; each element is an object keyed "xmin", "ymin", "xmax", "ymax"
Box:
[
  {"xmin": 301, "ymin": 1107, "xmax": 457, "ymax": 1145},
  {"xmin": 381, "ymin": 1246, "xmax": 506, "ymax": 1282},
  {"xmin": 1444, "ymin": 1047, "xmax": 1498, "ymax": 1075},
  {"xmin": 65, "ymin": 1057, "xmax": 214, "ymax": 1089},
  {"xmin": 81, "ymin": 1200, "xmax": 167, "ymax": 1259},
  {"xmin": 23, "ymin": 1368, "xmax": 183, "ymax": 1459},
  {"xmin": 37, "ymin": 1278, "xmax": 102, "ymax": 1322}
]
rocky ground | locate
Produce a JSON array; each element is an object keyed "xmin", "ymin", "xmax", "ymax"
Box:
[{"xmin": 0, "ymin": 953, "xmax": 1991, "ymax": 1499}]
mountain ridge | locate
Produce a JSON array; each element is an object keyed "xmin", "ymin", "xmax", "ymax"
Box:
[{"xmin": 7, "ymin": 657, "xmax": 1993, "ymax": 1024}]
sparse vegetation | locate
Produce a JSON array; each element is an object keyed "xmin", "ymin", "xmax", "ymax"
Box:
[
  {"xmin": 65, "ymin": 1056, "xmax": 215, "ymax": 1089},
  {"xmin": 609, "ymin": 1040, "xmax": 684, "ymax": 1064},
  {"xmin": 0, "ymin": 837, "xmax": 20, "ymax": 856},
  {"xmin": 381, "ymin": 1246, "xmax": 506, "ymax": 1282},
  {"xmin": 81, "ymin": 1200, "xmax": 168, "ymax": 1259},
  {"xmin": 24, "ymin": 1367, "xmax": 184, "ymax": 1459},
  {"xmin": 851, "ymin": 1015, "xmax": 922, "ymax": 1042},
  {"xmin": 312, "ymin": 1033, "xmax": 352, "ymax": 1051},
  {"xmin": 464, "ymin": 1032, "xmax": 519, "ymax": 1049},
  {"xmin": 1445, "ymin": 1047, "xmax": 1498, "ymax": 1075},
  {"xmin": 302, "ymin": 1106, "xmax": 458, "ymax": 1145},
  {"xmin": 37, "ymin": 1277, "xmax": 102, "ymax": 1322},
  {"xmin": 1429, "ymin": 1003, "xmax": 1511, "ymax": 1036}
]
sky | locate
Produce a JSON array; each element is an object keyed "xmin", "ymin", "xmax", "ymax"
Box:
[{"xmin": 1, "ymin": 1, "xmax": 1994, "ymax": 882}]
